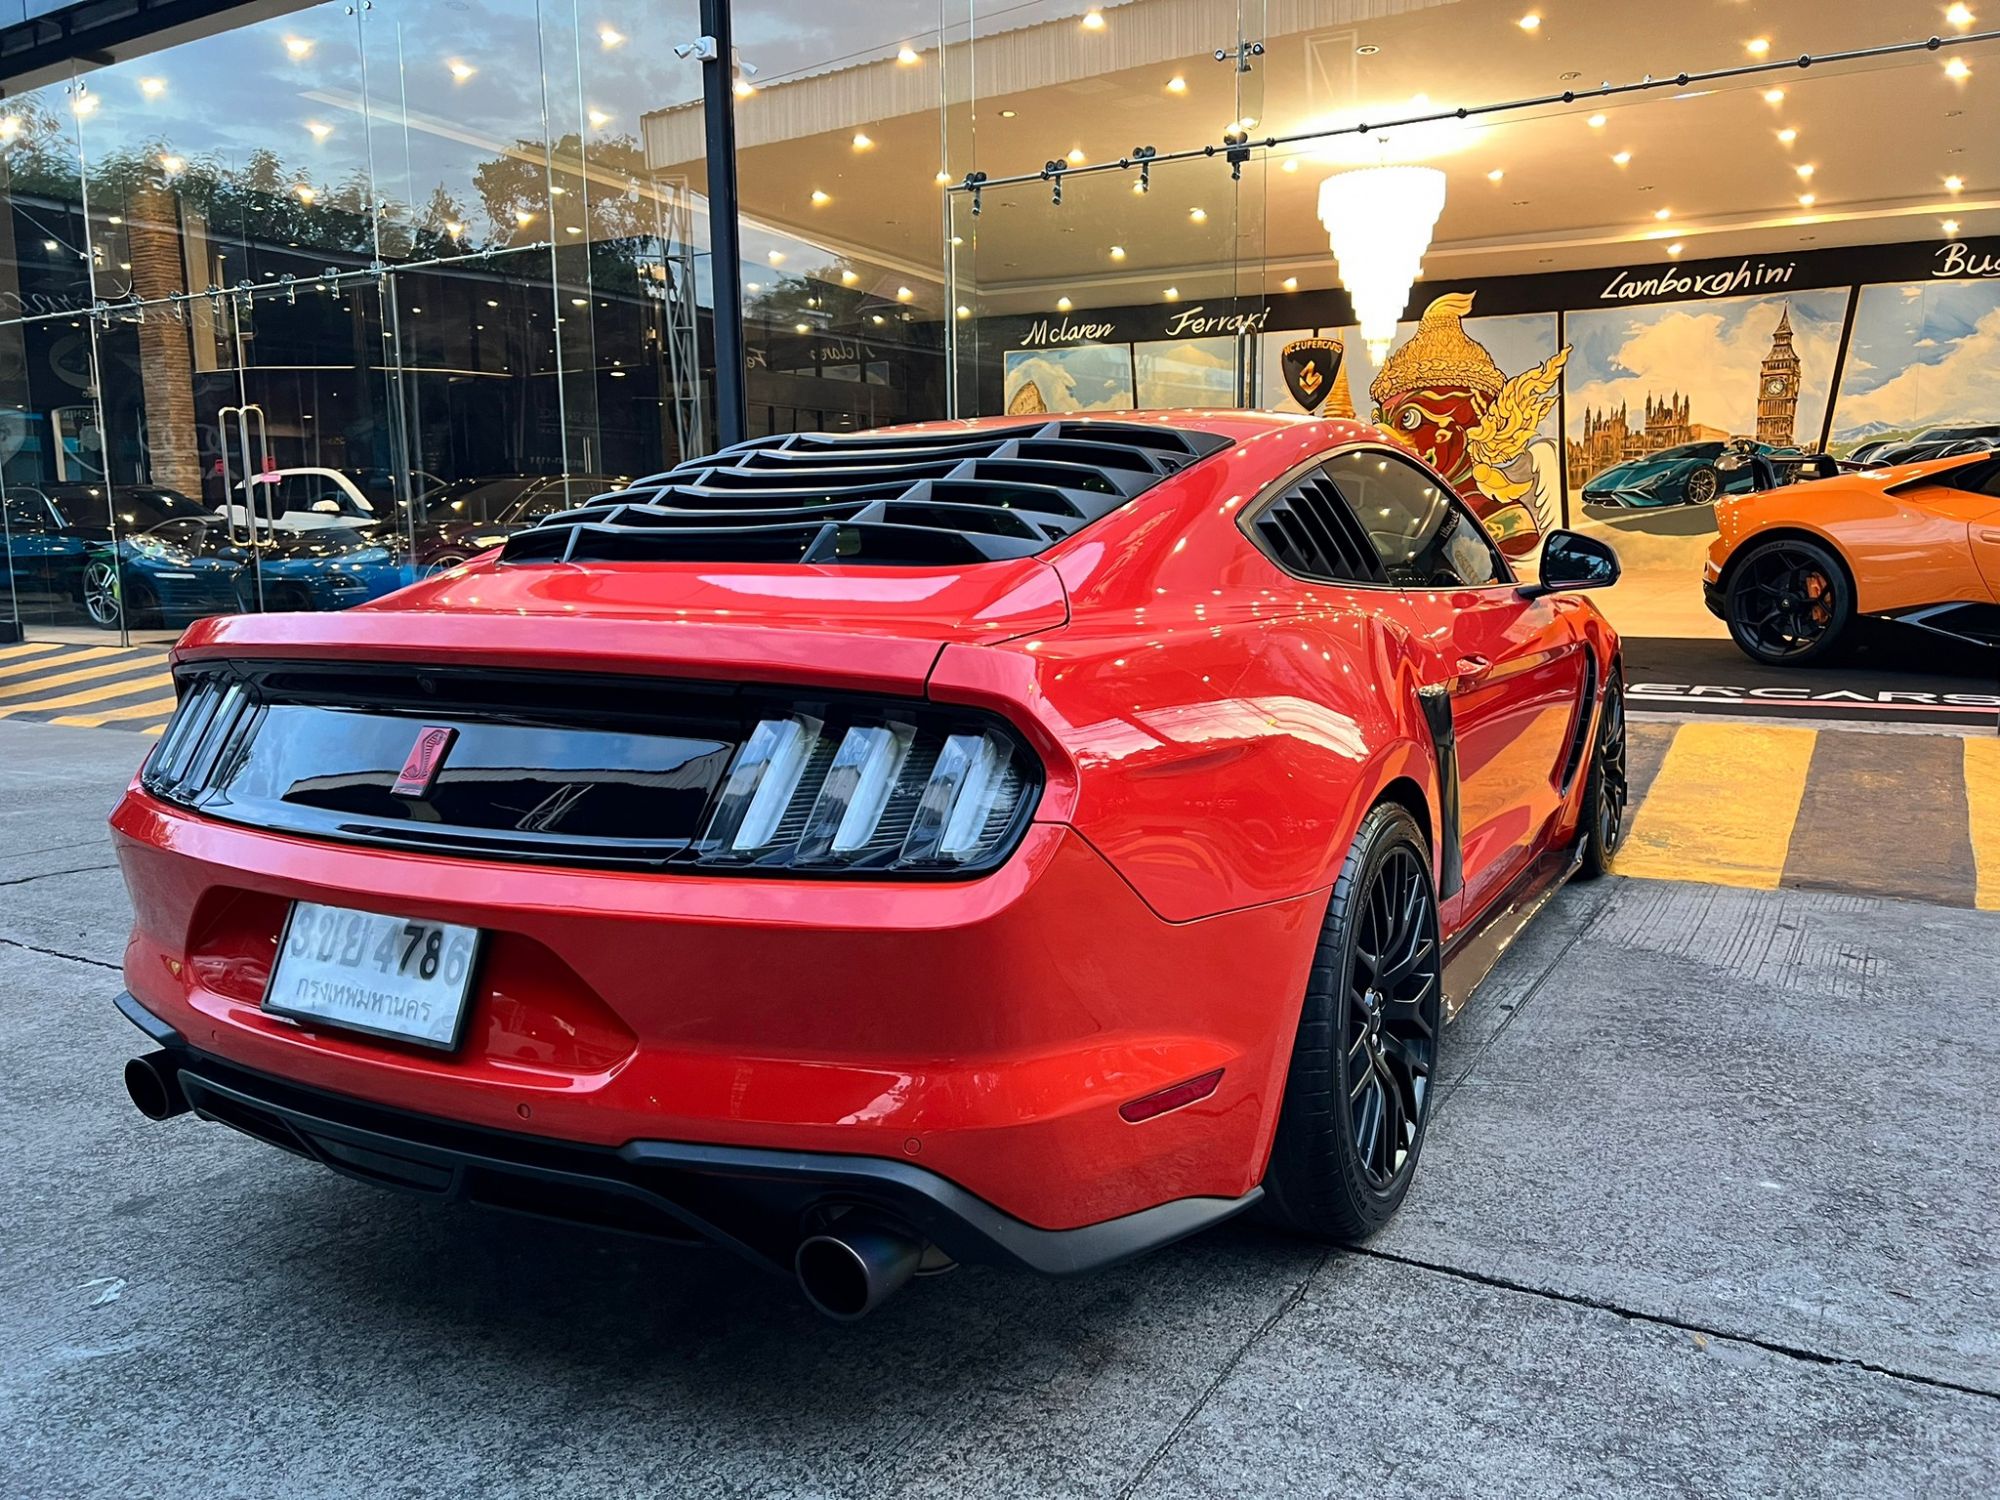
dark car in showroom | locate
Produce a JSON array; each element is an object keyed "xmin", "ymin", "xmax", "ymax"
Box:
[
  {"xmin": 404, "ymin": 473, "xmax": 631, "ymax": 574},
  {"xmin": 83, "ymin": 516, "xmax": 410, "ymax": 629},
  {"xmin": 1859, "ymin": 425, "xmax": 2000, "ymax": 467},
  {"xmin": 1581, "ymin": 439, "xmax": 1804, "ymax": 508}
]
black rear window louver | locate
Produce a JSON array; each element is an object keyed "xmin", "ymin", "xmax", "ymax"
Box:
[
  {"xmin": 1252, "ymin": 474, "xmax": 1382, "ymax": 585},
  {"xmin": 501, "ymin": 420, "xmax": 1232, "ymax": 567}
]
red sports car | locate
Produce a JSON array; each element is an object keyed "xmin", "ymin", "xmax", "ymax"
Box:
[{"xmin": 112, "ymin": 413, "xmax": 1626, "ymax": 1319}]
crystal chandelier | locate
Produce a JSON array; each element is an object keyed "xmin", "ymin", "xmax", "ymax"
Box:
[{"xmin": 1316, "ymin": 166, "xmax": 1448, "ymax": 363}]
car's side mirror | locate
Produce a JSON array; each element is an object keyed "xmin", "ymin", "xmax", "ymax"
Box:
[{"xmin": 1520, "ymin": 529, "xmax": 1620, "ymax": 599}]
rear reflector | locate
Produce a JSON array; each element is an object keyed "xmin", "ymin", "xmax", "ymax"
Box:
[{"xmin": 1118, "ymin": 1068, "xmax": 1224, "ymax": 1124}]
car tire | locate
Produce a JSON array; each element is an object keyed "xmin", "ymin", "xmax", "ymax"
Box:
[
  {"xmin": 1681, "ymin": 466, "xmax": 1721, "ymax": 505},
  {"xmin": 1574, "ymin": 671, "xmax": 1627, "ymax": 881},
  {"xmin": 1723, "ymin": 536, "xmax": 1853, "ymax": 666},
  {"xmin": 1261, "ymin": 801, "xmax": 1442, "ymax": 1243},
  {"xmin": 80, "ymin": 559, "xmax": 124, "ymax": 630}
]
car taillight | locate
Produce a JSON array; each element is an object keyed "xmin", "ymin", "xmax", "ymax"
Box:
[{"xmin": 698, "ymin": 711, "xmax": 1035, "ymax": 874}]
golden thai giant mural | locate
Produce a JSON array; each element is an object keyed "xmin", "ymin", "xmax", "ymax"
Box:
[{"xmin": 1369, "ymin": 292, "xmax": 1569, "ymax": 558}]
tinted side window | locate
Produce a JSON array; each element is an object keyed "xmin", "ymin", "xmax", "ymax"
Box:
[
  {"xmin": 1922, "ymin": 458, "xmax": 2000, "ymax": 498},
  {"xmin": 1321, "ymin": 451, "xmax": 1507, "ymax": 587}
]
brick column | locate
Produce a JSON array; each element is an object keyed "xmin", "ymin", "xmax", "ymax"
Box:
[{"xmin": 124, "ymin": 183, "xmax": 204, "ymax": 495}]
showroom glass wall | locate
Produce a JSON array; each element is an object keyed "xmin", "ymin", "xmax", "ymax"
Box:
[{"xmin": 0, "ymin": 0, "xmax": 727, "ymax": 644}]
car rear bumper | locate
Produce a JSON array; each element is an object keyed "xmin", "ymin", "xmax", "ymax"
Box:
[
  {"xmin": 111, "ymin": 788, "xmax": 1324, "ymax": 1231},
  {"xmin": 117, "ymin": 993, "xmax": 1258, "ymax": 1275}
]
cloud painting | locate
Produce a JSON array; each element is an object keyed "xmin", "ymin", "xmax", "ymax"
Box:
[
  {"xmin": 1002, "ymin": 346, "xmax": 1135, "ymax": 413},
  {"xmin": 1830, "ymin": 280, "xmax": 2000, "ymax": 441}
]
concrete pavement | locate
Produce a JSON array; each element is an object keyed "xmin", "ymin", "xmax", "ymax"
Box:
[{"xmin": 1, "ymin": 719, "xmax": 1995, "ymax": 1498}]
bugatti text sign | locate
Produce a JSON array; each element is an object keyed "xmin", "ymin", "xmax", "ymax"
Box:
[
  {"xmin": 1599, "ymin": 258, "xmax": 1797, "ymax": 302},
  {"xmin": 1934, "ymin": 242, "xmax": 2000, "ymax": 279}
]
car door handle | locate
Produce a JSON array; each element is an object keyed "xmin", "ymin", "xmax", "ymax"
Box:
[{"xmin": 1454, "ymin": 654, "xmax": 1493, "ymax": 685}]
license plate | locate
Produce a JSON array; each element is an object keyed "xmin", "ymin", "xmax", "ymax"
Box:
[{"xmin": 264, "ymin": 901, "xmax": 483, "ymax": 1051}]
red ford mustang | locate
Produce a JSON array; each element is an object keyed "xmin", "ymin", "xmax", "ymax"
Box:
[{"xmin": 112, "ymin": 412, "xmax": 1626, "ymax": 1318}]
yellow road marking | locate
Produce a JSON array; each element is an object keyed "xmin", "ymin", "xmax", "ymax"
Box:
[
  {"xmin": 0, "ymin": 672, "xmax": 173, "ymax": 715},
  {"xmin": 0, "ymin": 646, "xmax": 131, "ymax": 681},
  {"xmin": 1612, "ymin": 721, "xmax": 1817, "ymax": 889},
  {"xmin": 49, "ymin": 696, "xmax": 180, "ymax": 727},
  {"xmin": 0, "ymin": 641, "xmax": 69, "ymax": 662},
  {"xmin": 1966, "ymin": 738, "xmax": 2000, "ymax": 912},
  {"xmin": 0, "ymin": 652, "xmax": 166, "ymax": 699}
]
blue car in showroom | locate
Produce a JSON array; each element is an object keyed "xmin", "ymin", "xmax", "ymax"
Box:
[
  {"xmin": 1580, "ymin": 439, "xmax": 1804, "ymax": 509},
  {"xmin": 80, "ymin": 508, "xmax": 409, "ymax": 630}
]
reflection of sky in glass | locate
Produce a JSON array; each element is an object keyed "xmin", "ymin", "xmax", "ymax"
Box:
[
  {"xmin": 1135, "ymin": 336, "xmax": 1235, "ymax": 408},
  {"xmin": 1830, "ymin": 280, "xmax": 2000, "ymax": 438}
]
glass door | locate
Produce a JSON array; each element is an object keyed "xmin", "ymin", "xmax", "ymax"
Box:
[{"xmin": 84, "ymin": 271, "xmax": 414, "ymax": 634}]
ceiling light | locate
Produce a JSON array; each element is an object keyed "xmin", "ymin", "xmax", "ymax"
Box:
[
  {"xmin": 1109, "ymin": 245, "xmax": 1126, "ymax": 260},
  {"xmin": 588, "ymin": 108, "xmax": 611, "ymax": 128},
  {"xmin": 1081, "ymin": 9, "xmax": 1105, "ymax": 29},
  {"xmin": 449, "ymin": 59, "xmax": 476, "ymax": 81},
  {"xmin": 71, "ymin": 94, "xmax": 98, "ymax": 117},
  {"xmin": 1487, "ymin": 169, "xmax": 1504, "ymax": 182},
  {"xmin": 810, "ymin": 189, "xmax": 831, "ymax": 205},
  {"xmin": 1068, "ymin": 147, "xmax": 1086, "ymax": 164},
  {"xmin": 1189, "ymin": 207, "xmax": 1207, "ymax": 222},
  {"xmin": 107, "ymin": 215, "xmax": 122, "ymax": 225},
  {"xmin": 515, "ymin": 210, "xmax": 535, "ymax": 225},
  {"xmin": 307, "ymin": 121, "xmax": 332, "ymax": 140},
  {"xmin": 1611, "ymin": 151, "xmax": 1631, "ymax": 166},
  {"xmin": 139, "ymin": 77, "xmax": 166, "ymax": 97},
  {"xmin": 794, "ymin": 322, "xmax": 810, "ymax": 333},
  {"xmin": 1518, "ymin": 14, "xmax": 1541, "ymax": 30},
  {"xmin": 1163, "ymin": 287, "xmax": 1179, "ymax": 300},
  {"xmin": 1796, "ymin": 163, "xmax": 1815, "ymax": 179},
  {"xmin": 999, "ymin": 109, "xmax": 1016, "ymax": 118},
  {"xmin": 852, "ymin": 132, "xmax": 874, "ymax": 149},
  {"xmin": 956, "ymin": 305, "xmax": 971, "ymax": 318},
  {"xmin": 897, "ymin": 45, "xmax": 919, "ymax": 64},
  {"xmin": 841, "ymin": 269, "xmax": 859, "ymax": 284},
  {"xmin": 1667, "ymin": 242, "xmax": 1683, "ymax": 256},
  {"xmin": 1946, "ymin": 174, "xmax": 1965, "ymax": 192},
  {"xmin": 1357, "ymin": 44, "xmax": 1380, "ymax": 56},
  {"xmin": 768, "ymin": 249, "xmax": 786, "ymax": 264},
  {"xmin": 871, "ymin": 314, "xmax": 885, "ymax": 325},
  {"xmin": 446, "ymin": 221, "xmax": 463, "ymax": 237},
  {"xmin": 1746, "ymin": 37, "xmax": 1770, "ymax": 56},
  {"xmin": 294, "ymin": 184, "xmax": 316, "ymax": 203},
  {"xmin": 1777, "ymin": 128, "xmax": 1798, "ymax": 144},
  {"xmin": 1587, "ymin": 113, "xmax": 1606, "ymax": 128},
  {"xmin": 1797, "ymin": 192, "xmax": 1815, "ymax": 206},
  {"xmin": 1281, "ymin": 276, "xmax": 1298, "ymax": 290},
  {"xmin": 1763, "ymin": 88, "xmax": 1785, "ymax": 104},
  {"xmin": 733, "ymin": 78, "xmax": 756, "ymax": 98},
  {"xmin": 1319, "ymin": 165, "xmax": 1447, "ymax": 361},
  {"xmin": 1947, "ymin": 3, "xmax": 1974, "ymax": 25},
  {"xmin": 158, "ymin": 153, "xmax": 184, "ymax": 173},
  {"xmin": 1282, "ymin": 159, "xmax": 1299, "ymax": 173},
  {"xmin": 896, "ymin": 286, "xmax": 913, "ymax": 301},
  {"xmin": 1056, "ymin": 296, "xmax": 1073, "ymax": 311},
  {"xmin": 1166, "ymin": 75, "xmax": 1187, "ymax": 93},
  {"xmin": 1945, "ymin": 57, "xmax": 1971, "ymax": 79},
  {"xmin": 598, "ymin": 25, "xmax": 625, "ymax": 48},
  {"xmin": 284, "ymin": 36, "xmax": 313, "ymax": 59},
  {"xmin": 1944, "ymin": 218, "xmax": 1961, "ymax": 235},
  {"xmin": 1654, "ymin": 207, "xmax": 1671, "ymax": 220}
]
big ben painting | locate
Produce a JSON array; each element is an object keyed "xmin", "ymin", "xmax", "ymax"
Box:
[{"xmin": 1756, "ymin": 303, "xmax": 1802, "ymax": 446}]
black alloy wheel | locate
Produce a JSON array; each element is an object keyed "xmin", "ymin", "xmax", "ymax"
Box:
[
  {"xmin": 1724, "ymin": 537, "xmax": 1852, "ymax": 666},
  {"xmin": 1576, "ymin": 673, "xmax": 1628, "ymax": 880},
  {"xmin": 1682, "ymin": 466, "xmax": 1721, "ymax": 505},
  {"xmin": 1263, "ymin": 802, "xmax": 1443, "ymax": 1240}
]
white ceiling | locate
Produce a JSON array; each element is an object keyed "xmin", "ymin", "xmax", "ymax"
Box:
[{"xmin": 644, "ymin": 0, "xmax": 2000, "ymax": 315}]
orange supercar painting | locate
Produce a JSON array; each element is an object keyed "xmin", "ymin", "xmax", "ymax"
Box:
[{"xmin": 1704, "ymin": 449, "xmax": 2000, "ymax": 664}]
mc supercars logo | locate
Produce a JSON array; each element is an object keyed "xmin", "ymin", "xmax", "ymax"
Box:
[
  {"xmin": 391, "ymin": 726, "xmax": 458, "ymax": 799},
  {"xmin": 1281, "ymin": 337, "xmax": 1343, "ymax": 412}
]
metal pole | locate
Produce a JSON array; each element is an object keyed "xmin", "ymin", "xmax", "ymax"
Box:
[{"xmin": 699, "ymin": 0, "xmax": 747, "ymax": 449}]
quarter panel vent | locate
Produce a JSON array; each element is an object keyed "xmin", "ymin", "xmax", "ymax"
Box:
[{"xmin": 1251, "ymin": 474, "xmax": 1382, "ymax": 585}]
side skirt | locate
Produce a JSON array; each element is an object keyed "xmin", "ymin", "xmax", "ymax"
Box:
[{"xmin": 1439, "ymin": 839, "xmax": 1583, "ymax": 1020}]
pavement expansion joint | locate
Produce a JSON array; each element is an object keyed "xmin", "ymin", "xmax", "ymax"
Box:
[
  {"xmin": 0, "ymin": 862, "xmax": 120, "ymax": 890},
  {"xmin": 1341, "ymin": 1244, "xmax": 2000, "ymax": 1406},
  {"xmin": 1117, "ymin": 1248, "xmax": 1333, "ymax": 1500},
  {"xmin": 0, "ymin": 934, "xmax": 120, "ymax": 972}
]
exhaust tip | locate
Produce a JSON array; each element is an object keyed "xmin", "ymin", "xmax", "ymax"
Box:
[
  {"xmin": 125, "ymin": 1052, "xmax": 188, "ymax": 1121},
  {"xmin": 795, "ymin": 1222, "xmax": 923, "ymax": 1321}
]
